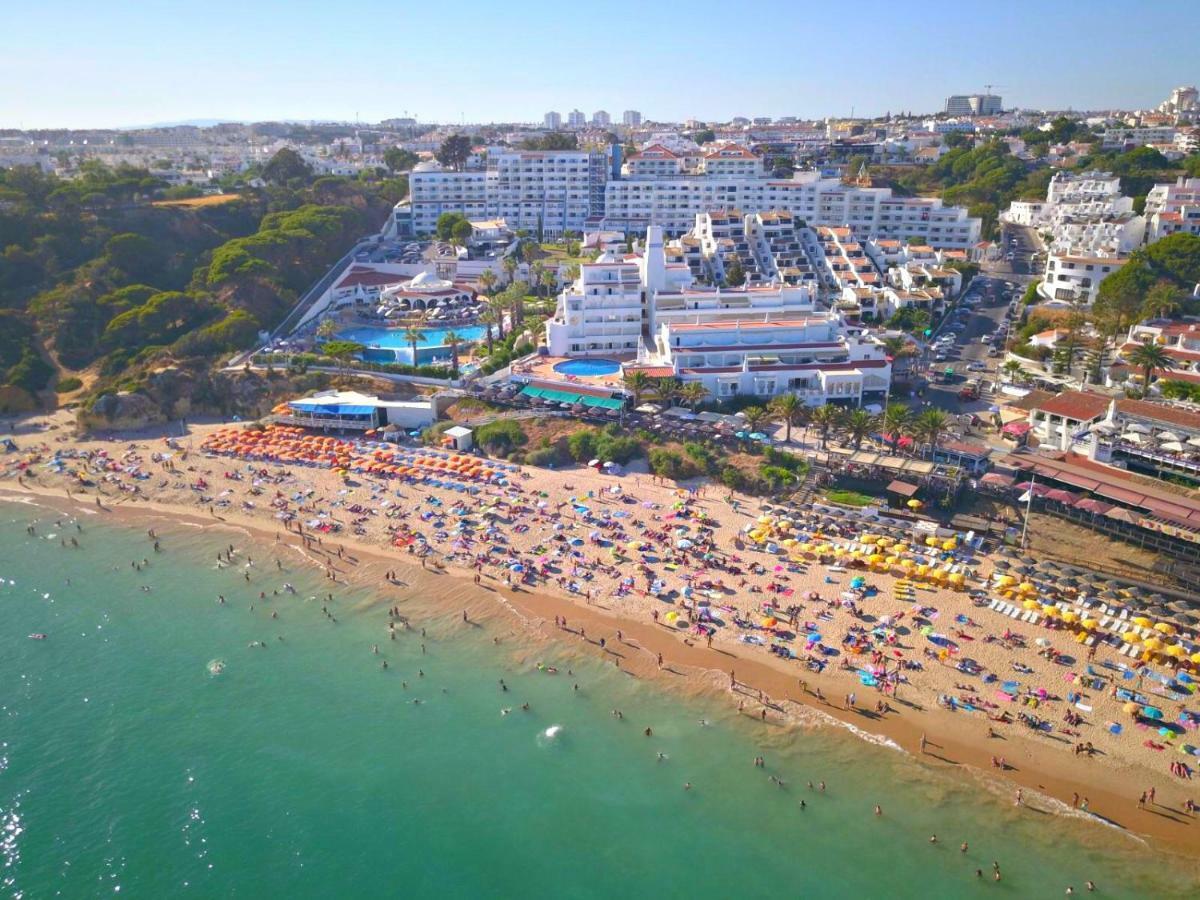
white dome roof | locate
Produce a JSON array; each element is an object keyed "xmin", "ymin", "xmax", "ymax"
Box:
[{"xmin": 406, "ymin": 271, "xmax": 453, "ymax": 292}]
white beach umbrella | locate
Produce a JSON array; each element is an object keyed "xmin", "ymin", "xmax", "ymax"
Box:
[
  {"xmin": 1160, "ymin": 441, "xmax": 1185, "ymax": 453},
  {"xmin": 1120, "ymin": 432, "xmax": 1145, "ymax": 444},
  {"xmin": 1156, "ymin": 430, "xmax": 1183, "ymax": 443},
  {"xmin": 1124, "ymin": 422, "xmax": 1151, "ymax": 434}
]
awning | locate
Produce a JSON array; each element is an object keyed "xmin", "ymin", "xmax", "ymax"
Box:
[
  {"xmin": 520, "ymin": 385, "xmax": 622, "ymax": 409},
  {"xmin": 980, "ymin": 472, "xmax": 1014, "ymax": 488},
  {"xmin": 582, "ymin": 395, "xmax": 623, "ymax": 410},
  {"xmin": 288, "ymin": 402, "xmax": 376, "ymax": 416},
  {"xmin": 886, "ymin": 479, "xmax": 919, "ymax": 497},
  {"xmin": 1001, "ymin": 421, "xmax": 1032, "ymax": 436}
]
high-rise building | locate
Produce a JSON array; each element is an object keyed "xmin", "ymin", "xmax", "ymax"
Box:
[
  {"xmin": 591, "ymin": 110, "xmax": 610, "ymax": 127},
  {"xmin": 406, "ymin": 147, "xmax": 612, "ymax": 239},
  {"xmin": 567, "ymin": 109, "xmax": 586, "ymax": 128},
  {"xmin": 944, "ymin": 94, "xmax": 1002, "ymax": 116},
  {"xmin": 1159, "ymin": 85, "xmax": 1199, "ymax": 117},
  {"xmin": 543, "ymin": 111, "xmax": 562, "ymax": 130},
  {"xmin": 622, "ymin": 110, "xmax": 642, "ymax": 126}
]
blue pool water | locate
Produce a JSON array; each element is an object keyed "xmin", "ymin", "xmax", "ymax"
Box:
[
  {"xmin": 336, "ymin": 324, "xmax": 487, "ymax": 365},
  {"xmin": 553, "ymin": 358, "xmax": 620, "ymax": 377},
  {"xmin": 337, "ymin": 324, "xmax": 486, "ymax": 350}
]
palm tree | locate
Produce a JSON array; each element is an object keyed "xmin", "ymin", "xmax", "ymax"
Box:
[
  {"xmin": 623, "ymin": 370, "xmax": 652, "ymax": 408},
  {"xmin": 882, "ymin": 336, "xmax": 915, "ymax": 374},
  {"xmin": 654, "ymin": 377, "xmax": 682, "ymax": 409},
  {"xmin": 911, "ymin": 408, "xmax": 950, "ymax": 457},
  {"xmin": 740, "ymin": 405, "xmax": 769, "ymax": 437},
  {"xmin": 679, "ymin": 381, "xmax": 708, "ymax": 412},
  {"xmin": 1126, "ymin": 338, "xmax": 1174, "ymax": 393},
  {"xmin": 842, "ymin": 408, "xmax": 879, "ymax": 450},
  {"xmin": 478, "ymin": 269, "xmax": 498, "ymax": 298},
  {"xmin": 1002, "ymin": 359, "xmax": 1026, "ymax": 384},
  {"xmin": 441, "ymin": 329, "xmax": 463, "ymax": 372},
  {"xmin": 531, "ymin": 262, "xmax": 546, "ymax": 298},
  {"xmin": 316, "ymin": 318, "xmax": 337, "ymax": 341},
  {"xmin": 1142, "ymin": 282, "xmax": 1180, "ymax": 320},
  {"xmin": 880, "ymin": 402, "xmax": 912, "ymax": 454},
  {"xmin": 539, "ymin": 266, "xmax": 557, "ymax": 301},
  {"xmin": 501, "ymin": 255, "xmax": 518, "ymax": 287},
  {"xmin": 403, "ymin": 319, "xmax": 426, "ymax": 364},
  {"xmin": 810, "ymin": 404, "xmax": 843, "ymax": 449},
  {"xmin": 478, "ymin": 305, "xmax": 498, "ymax": 354},
  {"xmin": 768, "ymin": 393, "xmax": 802, "ymax": 443}
]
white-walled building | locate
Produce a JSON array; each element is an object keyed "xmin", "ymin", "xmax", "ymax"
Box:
[
  {"xmin": 622, "ymin": 110, "xmax": 643, "ymax": 127},
  {"xmin": 1042, "ymin": 253, "xmax": 1127, "ymax": 305},
  {"xmin": 603, "ymin": 169, "xmax": 980, "ymax": 248},
  {"xmin": 407, "ymin": 147, "xmax": 610, "ymax": 238},
  {"xmin": 543, "ymin": 226, "xmax": 889, "ymax": 406},
  {"xmin": 544, "ymin": 111, "xmax": 562, "ymax": 130},
  {"xmin": 1144, "ymin": 177, "xmax": 1200, "ymax": 241}
]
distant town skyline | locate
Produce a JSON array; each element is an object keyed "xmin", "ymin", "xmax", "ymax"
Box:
[{"xmin": 1, "ymin": 0, "xmax": 1195, "ymax": 130}]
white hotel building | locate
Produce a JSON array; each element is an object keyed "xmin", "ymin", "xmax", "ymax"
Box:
[
  {"xmin": 602, "ymin": 167, "xmax": 981, "ymax": 249},
  {"xmin": 544, "ymin": 227, "xmax": 890, "ymax": 406},
  {"xmin": 405, "ymin": 148, "xmax": 610, "ymax": 238},
  {"xmin": 400, "ymin": 143, "xmax": 980, "ymax": 249}
]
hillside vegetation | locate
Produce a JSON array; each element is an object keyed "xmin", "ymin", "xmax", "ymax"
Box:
[{"xmin": 0, "ymin": 154, "xmax": 406, "ymax": 413}]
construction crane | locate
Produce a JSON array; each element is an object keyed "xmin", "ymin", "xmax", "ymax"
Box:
[{"xmin": 983, "ymin": 84, "xmax": 1006, "ymax": 97}]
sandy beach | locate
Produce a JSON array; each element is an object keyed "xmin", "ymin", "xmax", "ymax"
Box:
[{"xmin": 3, "ymin": 411, "xmax": 1199, "ymax": 857}]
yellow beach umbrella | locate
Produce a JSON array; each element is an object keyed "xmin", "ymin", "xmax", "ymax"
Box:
[
  {"xmin": 1132, "ymin": 616, "xmax": 1153, "ymax": 628},
  {"xmin": 1041, "ymin": 604, "xmax": 1058, "ymax": 616},
  {"xmin": 1060, "ymin": 610, "xmax": 1078, "ymax": 623},
  {"xmin": 1080, "ymin": 618, "xmax": 1099, "ymax": 630},
  {"xmin": 1153, "ymin": 622, "xmax": 1176, "ymax": 635},
  {"xmin": 1190, "ymin": 652, "xmax": 1200, "ymax": 664},
  {"xmin": 1142, "ymin": 637, "xmax": 1163, "ymax": 652},
  {"xmin": 1164, "ymin": 644, "xmax": 1185, "ymax": 658},
  {"xmin": 907, "ymin": 499, "xmax": 923, "ymax": 509},
  {"xmin": 1017, "ymin": 582, "xmax": 1036, "ymax": 594},
  {"xmin": 1022, "ymin": 599, "xmax": 1040, "ymax": 610},
  {"xmin": 1122, "ymin": 630, "xmax": 1142, "ymax": 643},
  {"xmin": 942, "ymin": 540, "xmax": 957, "ymax": 551},
  {"xmin": 924, "ymin": 536, "xmax": 939, "ymax": 547}
]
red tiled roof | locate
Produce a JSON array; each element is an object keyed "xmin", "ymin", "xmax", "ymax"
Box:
[
  {"xmin": 1031, "ymin": 391, "xmax": 1110, "ymax": 422},
  {"xmin": 1115, "ymin": 397, "xmax": 1200, "ymax": 431}
]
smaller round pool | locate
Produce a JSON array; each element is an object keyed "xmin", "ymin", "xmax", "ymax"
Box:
[{"xmin": 553, "ymin": 358, "xmax": 620, "ymax": 377}]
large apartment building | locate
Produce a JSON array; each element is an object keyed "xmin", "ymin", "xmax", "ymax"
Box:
[
  {"xmin": 602, "ymin": 168, "xmax": 980, "ymax": 249},
  {"xmin": 402, "ymin": 142, "xmax": 981, "ymax": 248},
  {"xmin": 405, "ymin": 148, "xmax": 611, "ymax": 238}
]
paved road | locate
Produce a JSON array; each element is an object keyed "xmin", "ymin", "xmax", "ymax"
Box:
[{"xmin": 921, "ymin": 275, "xmax": 1015, "ymax": 416}]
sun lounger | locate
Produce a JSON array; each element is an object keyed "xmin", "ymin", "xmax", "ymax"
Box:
[
  {"xmin": 988, "ymin": 598, "xmax": 1001, "ymax": 610},
  {"xmin": 1008, "ymin": 606, "xmax": 1023, "ymax": 619}
]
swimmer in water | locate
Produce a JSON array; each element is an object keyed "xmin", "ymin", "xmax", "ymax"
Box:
[{"xmin": 501, "ymin": 708, "xmax": 511, "ymax": 716}]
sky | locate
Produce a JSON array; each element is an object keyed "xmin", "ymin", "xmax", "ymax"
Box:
[{"xmin": 3, "ymin": 0, "xmax": 1197, "ymax": 129}]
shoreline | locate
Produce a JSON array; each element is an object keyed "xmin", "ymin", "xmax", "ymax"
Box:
[{"xmin": 4, "ymin": 477, "xmax": 1199, "ymax": 860}]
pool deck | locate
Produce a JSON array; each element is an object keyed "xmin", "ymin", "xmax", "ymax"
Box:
[{"xmin": 512, "ymin": 354, "xmax": 636, "ymax": 392}]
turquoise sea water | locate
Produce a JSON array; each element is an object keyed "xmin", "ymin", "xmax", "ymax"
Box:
[{"xmin": 1, "ymin": 499, "xmax": 1197, "ymax": 898}]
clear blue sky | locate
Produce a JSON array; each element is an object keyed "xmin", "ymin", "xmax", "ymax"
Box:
[{"xmin": 3, "ymin": 0, "xmax": 1196, "ymax": 128}]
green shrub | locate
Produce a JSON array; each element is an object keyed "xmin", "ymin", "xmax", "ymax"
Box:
[
  {"xmin": 475, "ymin": 419, "xmax": 527, "ymax": 454},
  {"xmin": 526, "ymin": 446, "xmax": 561, "ymax": 467},
  {"xmin": 55, "ymin": 376, "xmax": 83, "ymax": 393}
]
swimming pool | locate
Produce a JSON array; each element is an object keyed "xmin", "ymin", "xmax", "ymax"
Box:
[
  {"xmin": 335, "ymin": 324, "xmax": 488, "ymax": 365},
  {"xmin": 336, "ymin": 324, "xmax": 486, "ymax": 350},
  {"xmin": 553, "ymin": 358, "xmax": 621, "ymax": 377}
]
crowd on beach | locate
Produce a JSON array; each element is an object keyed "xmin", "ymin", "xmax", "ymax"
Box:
[{"xmin": 3, "ymin": 416, "xmax": 1199, "ymax": 847}]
